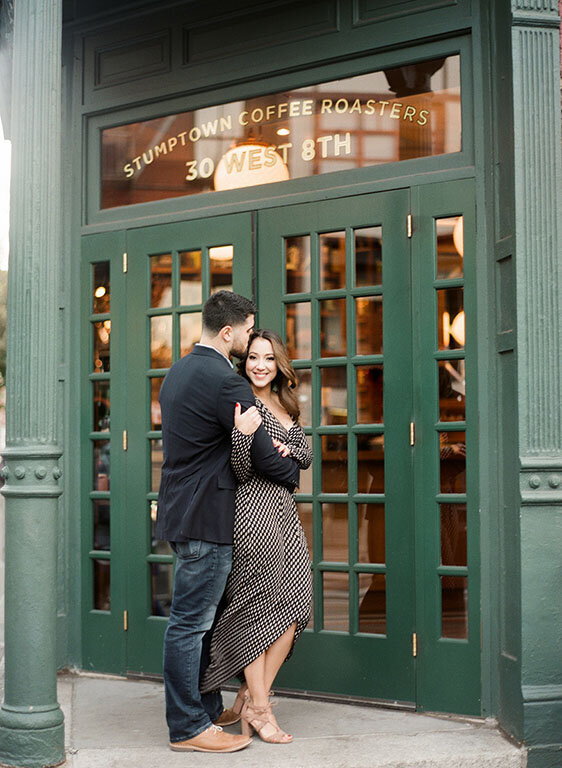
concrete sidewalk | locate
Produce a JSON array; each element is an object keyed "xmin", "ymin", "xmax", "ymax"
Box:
[{"xmin": 56, "ymin": 673, "xmax": 526, "ymax": 768}]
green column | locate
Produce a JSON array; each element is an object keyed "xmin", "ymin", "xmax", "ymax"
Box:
[
  {"xmin": 510, "ymin": 2, "xmax": 562, "ymax": 767},
  {"xmin": 0, "ymin": 0, "xmax": 65, "ymax": 766}
]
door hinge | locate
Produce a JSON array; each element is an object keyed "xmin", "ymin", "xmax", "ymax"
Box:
[
  {"xmin": 123, "ymin": 251, "xmax": 128, "ymax": 273},
  {"xmin": 407, "ymin": 214, "xmax": 413, "ymax": 238},
  {"xmin": 123, "ymin": 610, "xmax": 128, "ymax": 631},
  {"xmin": 410, "ymin": 421, "xmax": 415, "ymax": 446},
  {"xmin": 412, "ymin": 632, "xmax": 418, "ymax": 657},
  {"xmin": 122, "ymin": 429, "xmax": 128, "ymax": 451}
]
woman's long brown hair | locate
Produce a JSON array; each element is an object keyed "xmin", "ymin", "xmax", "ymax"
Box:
[{"xmin": 237, "ymin": 329, "xmax": 301, "ymax": 423}]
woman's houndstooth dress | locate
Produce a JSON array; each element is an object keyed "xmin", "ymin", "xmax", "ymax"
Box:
[{"xmin": 201, "ymin": 397, "xmax": 313, "ymax": 693}]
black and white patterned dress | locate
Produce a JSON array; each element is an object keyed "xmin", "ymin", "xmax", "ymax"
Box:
[{"xmin": 201, "ymin": 397, "xmax": 313, "ymax": 693}]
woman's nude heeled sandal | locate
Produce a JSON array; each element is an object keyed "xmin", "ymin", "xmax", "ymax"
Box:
[{"xmin": 240, "ymin": 701, "xmax": 292, "ymax": 744}]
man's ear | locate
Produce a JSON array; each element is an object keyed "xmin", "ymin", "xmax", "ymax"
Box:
[{"xmin": 220, "ymin": 325, "xmax": 233, "ymax": 344}]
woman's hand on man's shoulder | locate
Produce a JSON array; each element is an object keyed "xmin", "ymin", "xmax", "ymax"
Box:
[{"xmin": 234, "ymin": 402, "xmax": 262, "ymax": 435}]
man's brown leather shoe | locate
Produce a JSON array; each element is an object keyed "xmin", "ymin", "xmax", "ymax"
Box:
[
  {"xmin": 169, "ymin": 724, "xmax": 251, "ymax": 752},
  {"xmin": 214, "ymin": 708, "xmax": 242, "ymax": 726}
]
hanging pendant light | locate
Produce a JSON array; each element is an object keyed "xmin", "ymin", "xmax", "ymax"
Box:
[{"xmin": 214, "ymin": 140, "xmax": 289, "ymax": 191}]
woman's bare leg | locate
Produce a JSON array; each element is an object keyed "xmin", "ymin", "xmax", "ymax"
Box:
[
  {"xmin": 244, "ymin": 652, "xmax": 269, "ymax": 708},
  {"xmin": 264, "ymin": 622, "xmax": 297, "ymax": 692}
]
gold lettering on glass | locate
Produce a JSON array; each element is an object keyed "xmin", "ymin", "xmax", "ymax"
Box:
[{"xmin": 101, "ymin": 56, "xmax": 461, "ymax": 208}]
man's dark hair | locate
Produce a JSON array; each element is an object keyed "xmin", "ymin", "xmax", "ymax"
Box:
[{"xmin": 202, "ymin": 290, "xmax": 257, "ymax": 334}]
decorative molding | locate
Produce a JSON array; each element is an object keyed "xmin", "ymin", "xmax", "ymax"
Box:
[
  {"xmin": 511, "ymin": 12, "xmax": 561, "ymax": 27},
  {"xmin": 94, "ymin": 29, "xmax": 171, "ymax": 89},
  {"xmin": 522, "ymin": 684, "xmax": 562, "ymax": 702},
  {"xmin": 1, "ymin": 446, "xmax": 63, "ymax": 499},
  {"xmin": 520, "ymin": 460, "xmax": 562, "ymax": 503},
  {"xmin": 520, "ymin": 470, "xmax": 562, "ymax": 503},
  {"xmin": 512, "ymin": 0, "xmax": 558, "ymax": 12},
  {"xmin": 354, "ymin": 0, "xmax": 463, "ymax": 27},
  {"xmin": 511, "ymin": 19, "xmax": 562, "ymax": 455},
  {"xmin": 183, "ymin": 0, "xmax": 338, "ymax": 65}
]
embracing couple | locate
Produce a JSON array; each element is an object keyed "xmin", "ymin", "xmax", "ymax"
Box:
[{"xmin": 156, "ymin": 290, "xmax": 313, "ymax": 753}]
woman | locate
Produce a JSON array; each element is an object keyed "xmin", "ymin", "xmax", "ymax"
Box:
[{"xmin": 201, "ymin": 329, "xmax": 313, "ymax": 743}]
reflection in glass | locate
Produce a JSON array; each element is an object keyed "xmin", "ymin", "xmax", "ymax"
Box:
[
  {"xmin": 439, "ymin": 430, "xmax": 466, "ymax": 493},
  {"xmin": 355, "ymin": 226, "xmax": 382, "ymax": 286},
  {"xmin": 436, "ymin": 216, "xmax": 463, "ymax": 279},
  {"xmin": 101, "ymin": 56, "xmax": 461, "ymax": 208},
  {"xmin": 93, "ymin": 559, "xmax": 110, "ymax": 611},
  {"xmin": 321, "ymin": 434, "xmax": 347, "ymax": 493},
  {"xmin": 438, "ymin": 287, "xmax": 464, "ymax": 350},
  {"xmin": 93, "ymin": 500, "xmax": 110, "ymax": 551},
  {"xmin": 359, "ymin": 573, "xmax": 386, "ymax": 635},
  {"xmin": 93, "ymin": 440, "xmax": 110, "ymax": 491},
  {"xmin": 322, "ymin": 503, "xmax": 348, "ymax": 562},
  {"xmin": 152, "ymin": 563, "xmax": 173, "ymax": 617},
  {"xmin": 357, "ymin": 433, "xmax": 384, "ymax": 494},
  {"xmin": 93, "ymin": 320, "xmax": 111, "ymax": 373},
  {"xmin": 286, "ymin": 302, "xmax": 311, "ymax": 359},
  {"xmin": 297, "ymin": 502, "xmax": 313, "ymax": 561},
  {"xmin": 150, "ymin": 315, "xmax": 172, "ymax": 368},
  {"xmin": 150, "ymin": 253, "xmax": 173, "ymax": 308},
  {"xmin": 93, "ymin": 262, "xmax": 110, "ymax": 313},
  {"xmin": 286, "ymin": 236, "xmax": 311, "ymax": 294},
  {"xmin": 441, "ymin": 503, "xmax": 467, "ymax": 566},
  {"xmin": 151, "ymin": 513, "xmax": 173, "ymax": 555},
  {"xmin": 319, "ymin": 231, "xmax": 346, "ymax": 290},
  {"xmin": 150, "ymin": 377, "xmax": 164, "ymax": 430},
  {"xmin": 179, "ymin": 250, "xmax": 202, "ymax": 305},
  {"xmin": 438, "ymin": 359, "xmax": 465, "ymax": 422},
  {"xmin": 321, "ymin": 367, "xmax": 347, "ymax": 425},
  {"xmin": 356, "ymin": 365, "xmax": 383, "ymax": 423},
  {"xmin": 296, "ymin": 369, "xmax": 312, "ymax": 426},
  {"xmin": 210, "ymin": 245, "xmax": 233, "ymax": 293},
  {"xmin": 441, "ymin": 575, "xmax": 468, "ymax": 639},
  {"xmin": 320, "ymin": 298, "xmax": 346, "ymax": 357},
  {"xmin": 298, "ymin": 435, "xmax": 314, "ymax": 495},
  {"xmin": 151, "ymin": 438, "xmax": 163, "ymax": 493},
  {"xmin": 180, "ymin": 312, "xmax": 203, "ymax": 357},
  {"xmin": 356, "ymin": 296, "xmax": 382, "ymax": 355},
  {"xmin": 323, "ymin": 571, "xmax": 349, "ymax": 631},
  {"xmin": 358, "ymin": 503, "xmax": 385, "ymax": 564},
  {"xmin": 93, "ymin": 380, "xmax": 110, "ymax": 432}
]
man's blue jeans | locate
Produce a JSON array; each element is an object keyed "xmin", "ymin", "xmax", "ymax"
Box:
[{"xmin": 163, "ymin": 539, "xmax": 233, "ymax": 743}]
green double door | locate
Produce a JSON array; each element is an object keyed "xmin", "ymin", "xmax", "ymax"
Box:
[{"xmin": 82, "ymin": 180, "xmax": 479, "ymax": 714}]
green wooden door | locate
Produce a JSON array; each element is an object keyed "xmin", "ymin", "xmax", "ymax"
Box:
[
  {"xmin": 124, "ymin": 213, "xmax": 253, "ymax": 674},
  {"xmin": 80, "ymin": 214, "xmax": 252, "ymax": 674},
  {"xmin": 256, "ymin": 181, "xmax": 479, "ymax": 714},
  {"xmin": 411, "ymin": 180, "xmax": 479, "ymax": 714},
  {"xmin": 257, "ymin": 191, "xmax": 416, "ymax": 704},
  {"xmin": 81, "ymin": 231, "xmax": 128, "ymax": 673}
]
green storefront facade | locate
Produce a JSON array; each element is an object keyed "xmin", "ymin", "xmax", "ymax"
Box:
[{"xmin": 0, "ymin": 1, "xmax": 560, "ymax": 766}]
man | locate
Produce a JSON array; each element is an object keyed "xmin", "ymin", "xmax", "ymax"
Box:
[{"xmin": 156, "ymin": 290, "xmax": 300, "ymax": 753}]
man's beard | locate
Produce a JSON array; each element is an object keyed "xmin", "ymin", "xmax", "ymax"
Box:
[{"xmin": 230, "ymin": 341, "xmax": 248, "ymax": 359}]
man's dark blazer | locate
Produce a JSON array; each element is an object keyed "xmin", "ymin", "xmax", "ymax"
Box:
[{"xmin": 155, "ymin": 345, "xmax": 300, "ymax": 544}]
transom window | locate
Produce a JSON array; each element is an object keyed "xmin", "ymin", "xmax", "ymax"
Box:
[{"xmin": 100, "ymin": 55, "xmax": 461, "ymax": 209}]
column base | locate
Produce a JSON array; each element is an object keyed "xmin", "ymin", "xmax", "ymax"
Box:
[{"xmin": 0, "ymin": 707, "xmax": 65, "ymax": 768}]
